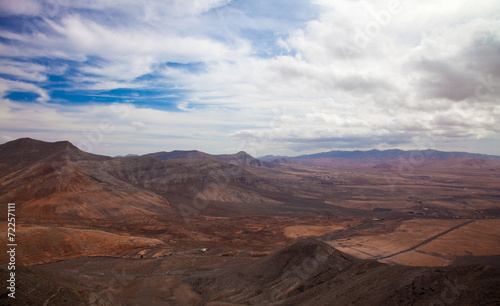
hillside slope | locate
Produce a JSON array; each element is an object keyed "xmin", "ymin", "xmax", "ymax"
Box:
[
  {"xmin": 189, "ymin": 238, "xmax": 500, "ymax": 305},
  {"xmin": 145, "ymin": 149, "xmax": 271, "ymax": 167},
  {"xmin": 0, "ymin": 138, "xmax": 280, "ymax": 220}
]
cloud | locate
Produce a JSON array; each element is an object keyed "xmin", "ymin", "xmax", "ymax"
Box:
[
  {"xmin": 59, "ymin": 0, "xmax": 232, "ymax": 19},
  {"xmin": 0, "ymin": 78, "xmax": 49, "ymax": 102},
  {"xmin": 226, "ymin": 1, "xmax": 500, "ymax": 152},
  {"xmin": 131, "ymin": 121, "xmax": 148, "ymax": 131},
  {"xmin": 0, "ymin": 0, "xmax": 41, "ymax": 16},
  {"xmin": 0, "ymin": 61, "xmax": 47, "ymax": 82},
  {"xmin": 0, "ymin": 0, "xmax": 499, "ymax": 156},
  {"xmin": 0, "ymin": 98, "xmax": 262, "ymax": 155},
  {"xmin": 409, "ymin": 18, "xmax": 500, "ymax": 103}
]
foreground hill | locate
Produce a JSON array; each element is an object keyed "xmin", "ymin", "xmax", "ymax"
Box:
[
  {"xmin": 3, "ymin": 238, "xmax": 498, "ymax": 305},
  {"xmin": 189, "ymin": 238, "xmax": 500, "ymax": 305}
]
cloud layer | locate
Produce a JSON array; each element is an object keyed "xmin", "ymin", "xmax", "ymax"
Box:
[{"xmin": 0, "ymin": 0, "xmax": 499, "ymax": 156}]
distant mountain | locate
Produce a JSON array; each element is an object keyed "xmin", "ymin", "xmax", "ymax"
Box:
[
  {"xmin": 269, "ymin": 157, "xmax": 292, "ymax": 164},
  {"xmin": 259, "ymin": 154, "xmax": 289, "ymax": 159},
  {"xmin": 289, "ymin": 148, "xmax": 500, "ymax": 166},
  {"xmin": 214, "ymin": 151, "xmax": 269, "ymax": 167},
  {"xmin": 295, "ymin": 149, "xmax": 500, "ymax": 160},
  {"xmin": 144, "ymin": 150, "xmax": 271, "ymax": 167},
  {"xmin": 144, "ymin": 150, "xmax": 212, "ymax": 161},
  {"xmin": 115, "ymin": 153, "xmax": 139, "ymax": 158}
]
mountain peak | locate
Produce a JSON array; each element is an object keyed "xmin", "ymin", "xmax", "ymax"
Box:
[
  {"xmin": 0, "ymin": 138, "xmax": 110, "ymax": 171},
  {"xmin": 144, "ymin": 150, "xmax": 211, "ymax": 161},
  {"xmin": 144, "ymin": 149, "xmax": 270, "ymax": 167}
]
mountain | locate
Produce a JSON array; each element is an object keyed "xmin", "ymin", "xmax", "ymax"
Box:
[
  {"xmin": 214, "ymin": 151, "xmax": 269, "ymax": 167},
  {"xmin": 0, "ymin": 138, "xmax": 171, "ymax": 219},
  {"xmin": 0, "ymin": 138, "xmax": 286, "ymax": 266},
  {"xmin": 144, "ymin": 150, "xmax": 271, "ymax": 167},
  {"xmin": 1, "ymin": 138, "xmax": 499, "ymax": 304},
  {"xmin": 0, "ymin": 137, "xmax": 110, "ymax": 174},
  {"xmin": 0, "ymin": 138, "xmax": 278, "ymax": 220},
  {"xmin": 287, "ymin": 149, "xmax": 500, "ymax": 166},
  {"xmin": 144, "ymin": 150, "xmax": 212, "ymax": 161},
  {"xmin": 115, "ymin": 153, "xmax": 139, "ymax": 158},
  {"xmin": 295, "ymin": 149, "xmax": 500, "ymax": 161},
  {"xmin": 190, "ymin": 238, "xmax": 500, "ymax": 305}
]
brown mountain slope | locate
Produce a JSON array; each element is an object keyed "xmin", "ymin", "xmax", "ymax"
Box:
[
  {"xmin": 189, "ymin": 238, "xmax": 500, "ymax": 305},
  {"xmin": 0, "ymin": 138, "xmax": 280, "ymax": 220},
  {"xmin": 144, "ymin": 150, "xmax": 212, "ymax": 162},
  {"xmin": 0, "ymin": 138, "xmax": 286, "ymax": 265},
  {"xmin": 190, "ymin": 238, "xmax": 356, "ymax": 304},
  {"xmin": 145, "ymin": 149, "xmax": 271, "ymax": 167},
  {"xmin": 420, "ymin": 157, "xmax": 500, "ymax": 171},
  {"xmin": 0, "ymin": 138, "xmax": 110, "ymax": 174},
  {"xmin": 0, "ymin": 266, "xmax": 88, "ymax": 305},
  {"xmin": 0, "ymin": 139, "xmax": 170, "ymax": 219},
  {"xmin": 85, "ymin": 155, "xmax": 281, "ymax": 206}
]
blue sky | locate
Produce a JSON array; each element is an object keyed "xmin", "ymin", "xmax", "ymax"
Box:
[{"xmin": 0, "ymin": 0, "xmax": 499, "ymax": 157}]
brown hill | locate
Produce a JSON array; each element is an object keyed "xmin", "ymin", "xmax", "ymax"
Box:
[
  {"xmin": 0, "ymin": 138, "xmax": 109, "ymax": 174},
  {"xmin": 420, "ymin": 157, "xmax": 500, "ymax": 171},
  {"xmin": 190, "ymin": 238, "xmax": 356, "ymax": 304},
  {"xmin": 0, "ymin": 138, "xmax": 280, "ymax": 220},
  {"xmin": 144, "ymin": 150, "xmax": 212, "ymax": 161},
  {"xmin": 93, "ymin": 155, "xmax": 280, "ymax": 205},
  {"xmin": 0, "ymin": 138, "xmax": 287, "ymax": 265},
  {"xmin": 0, "ymin": 266, "xmax": 88, "ymax": 305},
  {"xmin": 0, "ymin": 225, "xmax": 164, "ymax": 265},
  {"xmin": 145, "ymin": 149, "xmax": 271, "ymax": 167},
  {"xmin": 0, "ymin": 139, "xmax": 171, "ymax": 219},
  {"xmin": 189, "ymin": 238, "xmax": 500, "ymax": 305}
]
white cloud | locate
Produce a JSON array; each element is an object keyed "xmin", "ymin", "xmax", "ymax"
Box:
[
  {"xmin": 0, "ymin": 0, "xmax": 41, "ymax": 16},
  {"xmin": 131, "ymin": 121, "xmax": 148, "ymax": 130},
  {"xmin": 58, "ymin": 0, "xmax": 231, "ymax": 19},
  {"xmin": 0, "ymin": 0, "xmax": 499, "ymax": 155},
  {"xmin": 0, "ymin": 78, "xmax": 49, "ymax": 102},
  {"xmin": 0, "ymin": 61, "xmax": 47, "ymax": 82}
]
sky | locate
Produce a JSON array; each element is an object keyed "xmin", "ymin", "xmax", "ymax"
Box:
[{"xmin": 0, "ymin": 0, "xmax": 499, "ymax": 157}]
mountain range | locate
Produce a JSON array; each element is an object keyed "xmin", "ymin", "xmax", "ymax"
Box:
[
  {"xmin": 0, "ymin": 138, "xmax": 278, "ymax": 220},
  {"xmin": 144, "ymin": 149, "xmax": 269, "ymax": 167},
  {"xmin": 262, "ymin": 148, "xmax": 500, "ymax": 164},
  {"xmin": 2, "ymin": 137, "xmax": 499, "ymax": 221},
  {"xmin": 1, "ymin": 137, "xmax": 499, "ymax": 304},
  {"xmin": 139, "ymin": 146, "xmax": 500, "ymax": 168}
]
